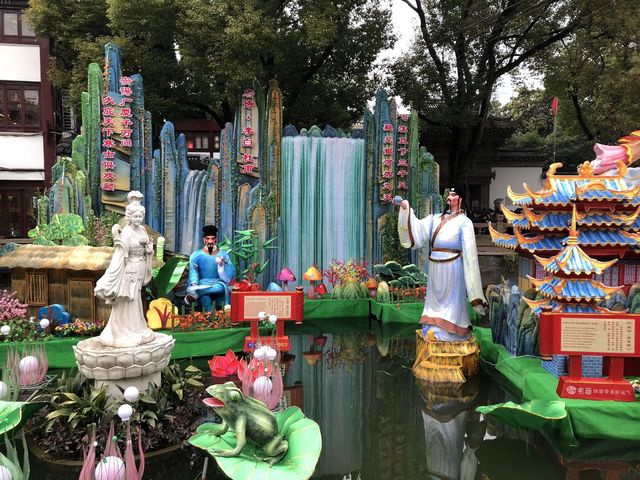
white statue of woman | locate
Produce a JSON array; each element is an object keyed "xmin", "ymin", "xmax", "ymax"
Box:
[
  {"xmin": 398, "ymin": 189, "xmax": 487, "ymax": 341},
  {"xmin": 94, "ymin": 191, "xmax": 155, "ymax": 348}
]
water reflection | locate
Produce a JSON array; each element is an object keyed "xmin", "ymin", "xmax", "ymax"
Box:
[
  {"xmin": 419, "ymin": 379, "xmax": 480, "ymax": 480},
  {"xmin": 28, "ymin": 320, "xmax": 640, "ymax": 479}
]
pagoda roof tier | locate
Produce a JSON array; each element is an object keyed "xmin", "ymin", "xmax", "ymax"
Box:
[
  {"xmin": 489, "ymin": 224, "xmax": 640, "ymax": 252},
  {"xmin": 534, "ymin": 246, "xmax": 617, "ymax": 276},
  {"xmin": 489, "ymin": 225, "xmax": 563, "ymax": 251},
  {"xmin": 523, "ymin": 297, "xmax": 615, "ymax": 315},
  {"xmin": 528, "ymin": 276, "xmax": 621, "ymax": 301},
  {"xmin": 507, "ymin": 161, "xmax": 638, "ymax": 206},
  {"xmin": 501, "ymin": 206, "xmax": 640, "ymax": 231},
  {"xmin": 575, "ymin": 229, "xmax": 640, "ymax": 246}
]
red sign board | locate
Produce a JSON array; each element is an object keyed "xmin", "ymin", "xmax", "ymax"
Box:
[
  {"xmin": 230, "ymin": 291, "xmax": 304, "ymax": 324},
  {"xmin": 231, "ymin": 291, "xmax": 304, "ymax": 353},
  {"xmin": 540, "ymin": 312, "xmax": 638, "ymax": 402},
  {"xmin": 540, "ymin": 313, "xmax": 640, "ymax": 357}
]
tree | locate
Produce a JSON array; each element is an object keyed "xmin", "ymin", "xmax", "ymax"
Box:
[
  {"xmin": 500, "ymin": 87, "xmax": 594, "ymax": 171},
  {"xmin": 26, "ymin": 0, "xmax": 183, "ymax": 122},
  {"xmin": 26, "ymin": 0, "xmax": 393, "ymax": 129},
  {"xmin": 389, "ymin": 0, "xmax": 597, "ymax": 186},
  {"xmin": 175, "ymin": 0, "xmax": 393, "ymax": 127},
  {"xmin": 541, "ymin": 0, "xmax": 640, "ymax": 144}
]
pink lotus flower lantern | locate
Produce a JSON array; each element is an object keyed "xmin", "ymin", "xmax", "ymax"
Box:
[
  {"xmin": 7, "ymin": 343, "xmax": 48, "ymax": 386},
  {"xmin": 80, "ymin": 422, "xmax": 145, "ymax": 480},
  {"xmin": 240, "ymin": 346, "xmax": 283, "ymax": 410}
]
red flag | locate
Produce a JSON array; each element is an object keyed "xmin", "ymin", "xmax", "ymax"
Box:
[{"xmin": 551, "ymin": 96, "xmax": 558, "ymax": 116}]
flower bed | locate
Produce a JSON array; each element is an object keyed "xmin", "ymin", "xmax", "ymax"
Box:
[{"xmin": 28, "ymin": 363, "xmax": 207, "ymax": 460}]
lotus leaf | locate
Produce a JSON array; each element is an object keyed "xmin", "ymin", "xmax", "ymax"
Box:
[
  {"xmin": 401, "ymin": 264, "xmax": 421, "ymax": 275},
  {"xmin": 384, "ymin": 261, "xmax": 402, "ymax": 274},
  {"xmin": 397, "ymin": 275, "xmax": 415, "ymax": 287},
  {"xmin": 0, "ymin": 401, "xmax": 46, "ymax": 435},
  {"xmin": 476, "ymin": 400, "xmax": 567, "ymax": 431},
  {"xmin": 373, "ymin": 263, "xmax": 393, "ymax": 278},
  {"xmin": 189, "ymin": 406, "xmax": 321, "ymax": 480}
]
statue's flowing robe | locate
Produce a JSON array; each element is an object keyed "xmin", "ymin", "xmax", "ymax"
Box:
[
  {"xmin": 398, "ymin": 208, "xmax": 486, "ymax": 340},
  {"xmin": 94, "ymin": 227, "xmax": 155, "ymax": 347}
]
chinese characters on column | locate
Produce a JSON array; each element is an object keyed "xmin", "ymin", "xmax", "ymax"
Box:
[
  {"xmin": 380, "ymin": 122, "xmax": 394, "ymax": 204},
  {"xmin": 101, "ymin": 76, "xmax": 134, "ymax": 192},
  {"xmin": 238, "ymin": 88, "xmax": 259, "ymax": 176},
  {"xmin": 396, "ymin": 113, "xmax": 410, "ymax": 194}
]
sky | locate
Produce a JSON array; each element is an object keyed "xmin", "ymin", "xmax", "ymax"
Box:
[{"xmin": 385, "ymin": 0, "xmax": 538, "ymax": 106}]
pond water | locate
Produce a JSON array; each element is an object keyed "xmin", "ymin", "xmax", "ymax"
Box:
[{"xmin": 29, "ymin": 318, "xmax": 640, "ymax": 479}]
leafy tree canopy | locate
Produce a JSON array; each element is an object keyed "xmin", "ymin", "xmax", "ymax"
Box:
[
  {"xmin": 26, "ymin": 0, "xmax": 393, "ymax": 129},
  {"xmin": 540, "ymin": 0, "xmax": 640, "ymax": 144},
  {"xmin": 388, "ymin": 0, "xmax": 598, "ymax": 185}
]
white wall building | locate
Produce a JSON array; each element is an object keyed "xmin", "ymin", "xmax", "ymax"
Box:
[{"xmin": 0, "ymin": 0, "xmax": 55, "ymax": 237}]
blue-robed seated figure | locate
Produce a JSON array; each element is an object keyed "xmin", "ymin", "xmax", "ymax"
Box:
[{"xmin": 185, "ymin": 225, "xmax": 236, "ymax": 311}]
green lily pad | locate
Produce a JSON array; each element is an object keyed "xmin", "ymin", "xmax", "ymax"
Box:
[
  {"xmin": 476, "ymin": 400, "xmax": 567, "ymax": 430},
  {"xmin": 0, "ymin": 401, "xmax": 46, "ymax": 435},
  {"xmin": 189, "ymin": 406, "xmax": 322, "ymax": 480}
]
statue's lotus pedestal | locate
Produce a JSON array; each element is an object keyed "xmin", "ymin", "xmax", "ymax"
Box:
[
  {"xmin": 73, "ymin": 333, "xmax": 175, "ymax": 398},
  {"xmin": 412, "ymin": 330, "xmax": 479, "ymax": 383}
]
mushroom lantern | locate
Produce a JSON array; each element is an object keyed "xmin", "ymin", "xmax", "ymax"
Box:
[
  {"xmin": 302, "ymin": 266, "xmax": 323, "ymax": 300},
  {"xmin": 277, "ymin": 267, "xmax": 296, "ymax": 291},
  {"xmin": 315, "ymin": 282, "xmax": 328, "ymax": 298},
  {"xmin": 365, "ymin": 278, "xmax": 378, "ymax": 298}
]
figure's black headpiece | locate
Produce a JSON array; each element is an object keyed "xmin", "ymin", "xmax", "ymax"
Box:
[{"xmin": 202, "ymin": 225, "xmax": 218, "ymax": 237}]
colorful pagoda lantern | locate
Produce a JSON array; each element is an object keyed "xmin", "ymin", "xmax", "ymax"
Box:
[{"xmin": 490, "ymin": 161, "xmax": 640, "ymax": 376}]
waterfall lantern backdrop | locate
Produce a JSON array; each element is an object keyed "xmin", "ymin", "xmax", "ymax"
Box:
[{"xmin": 36, "ymin": 42, "xmax": 440, "ymax": 283}]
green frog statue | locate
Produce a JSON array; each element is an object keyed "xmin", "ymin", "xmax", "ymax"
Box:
[{"xmin": 202, "ymin": 382, "xmax": 288, "ymax": 462}]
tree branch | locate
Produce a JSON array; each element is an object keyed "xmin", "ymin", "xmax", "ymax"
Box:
[
  {"xmin": 495, "ymin": 14, "xmax": 586, "ymax": 77},
  {"xmin": 404, "ymin": 0, "xmax": 451, "ymax": 102},
  {"xmin": 569, "ymin": 89, "xmax": 595, "ymax": 140}
]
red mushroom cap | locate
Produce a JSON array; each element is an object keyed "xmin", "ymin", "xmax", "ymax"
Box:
[{"xmin": 315, "ymin": 283, "xmax": 328, "ymax": 296}]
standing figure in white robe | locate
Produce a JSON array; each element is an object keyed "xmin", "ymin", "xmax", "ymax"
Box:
[
  {"xmin": 94, "ymin": 191, "xmax": 155, "ymax": 348},
  {"xmin": 398, "ymin": 190, "xmax": 486, "ymax": 341}
]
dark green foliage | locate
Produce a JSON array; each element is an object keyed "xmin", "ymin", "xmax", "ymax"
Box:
[
  {"xmin": 28, "ymin": 213, "xmax": 88, "ymax": 246},
  {"xmin": 150, "ymin": 255, "xmax": 189, "ymax": 299},
  {"xmin": 26, "ymin": 0, "xmax": 393, "ymax": 128},
  {"xmin": 373, "ymin": 261, "xmax": 426, "ymax": 287},
  {"xmin": 380, "ymin": 214, "xmax": 408, "ymax": 265},
  {"xmin": 389, "ymin": 0, "xmax": 598, "ymax": 184}
]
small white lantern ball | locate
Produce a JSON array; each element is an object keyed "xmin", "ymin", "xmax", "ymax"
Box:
[
  {"xmin": 123, "ymin": 386, "xmax": 139, "ymax": 403},
  {"xmin": 0, "ymin": 326, "xmax": 10, "ymax": 336},
  {"xmin": 0, "ymin": 465, "xmax": 12, "ymax": 480},
  {"xmin": 253, "ymin": 376, "xmax": 273, "ymax": 396},
  {"xmin": 264, "ymin": 346, "xmax": 277, "ymax": 362},
  {"xmin": 268, "ymin": 314, "xmax": 278, "ymax": 324},
  {"xmin": 19, "ymin": 356, "xmax": 39, "ymax": 376},
  {"xmin": 258, "ymin": 311, "xmax": 267, "ymax": 321},
  {"xmin": 0, "ymin": 381, "xmax": 9, "ymax": 400},
  {"xmin": 95, "ymin": 456, "xmax": 125, "ymax": 480},
  {"xmin": 224, "ymin": 304, "xmax": 231, "ymax": 313},
  {"xmin": 40, "ymin": 318, "xmax": 50, "ymax": 329},
  {"xmin": 253, "ymin": 346, "xmax": 267, "ymax": 361},
  {"xmin": 117, "ymin": 404, "xmax": 133, "ymax": 422}
]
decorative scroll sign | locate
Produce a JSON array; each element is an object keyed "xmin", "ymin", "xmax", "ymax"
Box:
[
  {"xmin": 230, "ymin": 291, "xmax": 304, "ymax": 352},
  {"xmin": 540, "ymin": 312, "xmax": 640, "ymax": 401}
]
